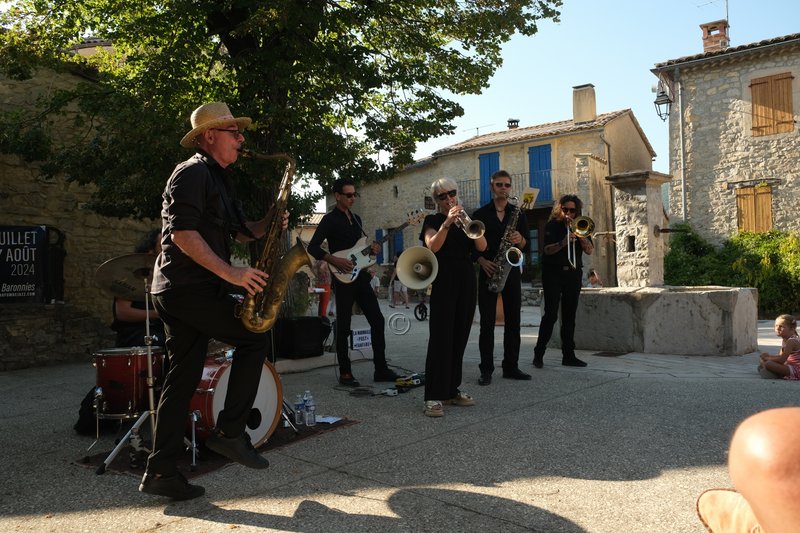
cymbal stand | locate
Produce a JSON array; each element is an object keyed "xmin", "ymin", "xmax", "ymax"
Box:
[
  {"xmin": 188, "ymin": 410, "xmax": 201, "ymax": 471},
  {"xmin": 96, "ymin": 276, "xmax": 158, "ymax": 474}
]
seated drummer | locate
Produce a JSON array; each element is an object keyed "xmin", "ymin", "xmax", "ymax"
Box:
[{"xmin": 111, "ymin": 229, "xmax": 166, "ymax": 348}]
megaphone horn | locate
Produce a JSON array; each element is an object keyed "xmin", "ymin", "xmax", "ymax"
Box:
[{"xmin": 396, "ymin": 246, "xmax": 439, "ymax": 290}]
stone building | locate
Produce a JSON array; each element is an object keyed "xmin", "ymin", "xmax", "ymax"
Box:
[
  {"xmin": 1, "ymin": 61, "xmax": 157, "ymax": 369},
  {"xmin": 355, "ymin": 84, "xmax": 657, "ymax": 287},
  {"xmin": 652, "ymin": 21, "xmax": 800, "ymax": 245}
]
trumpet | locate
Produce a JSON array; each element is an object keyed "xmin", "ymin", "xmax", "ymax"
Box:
[
  {"xmin": 567, "ymin": 216, "xmax": 595, "ymax": 269},
  {"xmin": 454, "ymin": 211, "xmax": 485, "ymax": 239}
]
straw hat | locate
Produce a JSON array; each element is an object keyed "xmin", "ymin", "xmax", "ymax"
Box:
[{"xmin": 179, "ymin": 102, "xmax": 252, "ymax": 148}]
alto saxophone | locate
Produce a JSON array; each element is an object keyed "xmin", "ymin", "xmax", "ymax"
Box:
[
  {"xmin": 486, "ymin": 196, "xmax": 524, "ymax": 293},
  {"xmin": 236, "ymin": 150, "xmax": 312, "ymax": 333}
]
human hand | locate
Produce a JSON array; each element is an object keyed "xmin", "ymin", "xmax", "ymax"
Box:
[
  {"xmin": 479, "ymin": 257, "xmax": 498, "ymax": 277},
  {"xmin": 227, "ymin": 266, "xmax": 269, "ymax": 296},
  {"xmin": 281, "ymin": 210, "xmax": 289, "ymax": 231},
  {"xmin": 509, "ymin": 230, "xmax": 523, "ymax": 245},
  {"xmin": 369, "ymin": 242, "xmax": 381, "ymax": 255},
  {"xmin": 330, "ymin": 255, "xmax": 354, "ymax": 273},
  {"xmin": 445, "ymin": 205, "xmax": 463, "ymax": 229}
]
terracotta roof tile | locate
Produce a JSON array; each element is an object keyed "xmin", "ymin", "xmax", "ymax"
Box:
[
  {"xmin": 654, "ymin": 32, "xmax": 800, "ymax": 69},
  {"xmin": 432, "ymin": 109, "xmax": 630, "ymax": 156}
]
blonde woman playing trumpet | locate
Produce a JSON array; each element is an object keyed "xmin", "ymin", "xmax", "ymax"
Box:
[{"xmin": 419, "ymin": 179, "xmax": 487, "ymax": 417}]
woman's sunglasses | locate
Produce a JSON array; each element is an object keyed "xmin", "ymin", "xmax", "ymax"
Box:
[{"xmin": 436, "ymin": 190, "xmax": 457, "ymax": 201}]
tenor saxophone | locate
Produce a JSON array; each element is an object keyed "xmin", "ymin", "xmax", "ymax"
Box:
[
  {"xmin": 486, "ymin": 196, "xmax": 524, "ymax": 293},
  {"xmin": 236, "ymin": 150, "xmax": 312, "ymax": 333}
]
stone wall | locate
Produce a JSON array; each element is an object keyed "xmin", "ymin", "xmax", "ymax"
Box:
[
  {"xmin": 666, "ymin": 47, "xmax": 800, "ymax": 244},
  {"xmin": 608, "ymin": 171, "xmax": 671, "ymax": 287},
  {"xmin": 1, "ymin": 68, "xmax": 156, "ymax": 370}
]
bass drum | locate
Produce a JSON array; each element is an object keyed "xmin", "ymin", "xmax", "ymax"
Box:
[{"xmin": 189, "ymin": 359, "xmax": 282, "ymax": 447}]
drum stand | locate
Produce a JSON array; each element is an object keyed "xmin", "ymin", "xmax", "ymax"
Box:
[{"xmin": 95, "ymin": 277, "xmax": 159, "ymax": 475}]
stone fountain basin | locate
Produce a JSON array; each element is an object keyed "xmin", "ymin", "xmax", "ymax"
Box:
[{"xmin": 550, "ymin": 285, "xmax": 758, "ymax": 356}]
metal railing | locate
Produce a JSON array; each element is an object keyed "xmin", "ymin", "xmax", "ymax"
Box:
[{"xmin": 456, "ymin": 168, "xmax": 572, "ymax": 211}]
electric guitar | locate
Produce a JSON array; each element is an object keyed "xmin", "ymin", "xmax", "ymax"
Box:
[{"xmin": 330, "ymin": 210, "xmax": 425, "ymax": 283}]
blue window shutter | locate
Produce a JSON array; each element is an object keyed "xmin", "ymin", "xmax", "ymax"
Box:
[
  {"xmin": 479, "ymin": 152, "xmax": 500, "ymax": 206},
  {"xmin": 375, "ymin": 229, "xmax": 384, "ymax": 264},
  {"xmin": 394, "ymin": 229, "xmax": 404, "ymax": 257},
  {"xmin": 528, "ymin": 145, "xmax": 552, "ymax": 203}
]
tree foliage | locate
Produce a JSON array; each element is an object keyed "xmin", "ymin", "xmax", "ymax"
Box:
[
  {"xmin": 0, "ymin": 0, "xmax": 562, "ymax": 220},
  {"xmin": 664, "ymin": 223, "xmax": 800, "ymax": 317}
]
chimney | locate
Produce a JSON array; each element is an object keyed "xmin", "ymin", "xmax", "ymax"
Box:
[
  {"xmin": 700, "ymin": 20, "xmax": 730, "ymax": 52},
  {"xmin": 507, "ymin": 118, "xmax": 519, "ymax": 129},
  {"xmin": 572, "ymin": 84, "xmax": 597, "ymax": 124}
]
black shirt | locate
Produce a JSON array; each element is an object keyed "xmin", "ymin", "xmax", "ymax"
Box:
[
  {"xmin": 419, "ymin": 213, "xmax": 473, "ymax": 260},
  {"xmin": 308, "ymin": 208, "xmax": 367, "ymax": 260},
  {"xmin": 471, "ymin": 202, "xmax": 530, "ymax": 261},
  {"xmin": 542, "ymin": 218, "xmax": 590, "ymax": 269},
  {"xmin": 151, "ymin": 150, "xmax": 248, "ymax": 293}
]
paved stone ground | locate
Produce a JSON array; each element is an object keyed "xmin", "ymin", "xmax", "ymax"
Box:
[{"xmin": 0, "ymin": 300, "xmax": 795, "ymax": 532}]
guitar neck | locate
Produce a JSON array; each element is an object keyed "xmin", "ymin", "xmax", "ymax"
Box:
[{"xmin": 360, "ymin": 222, "xmax": 410, "ymax": 255}]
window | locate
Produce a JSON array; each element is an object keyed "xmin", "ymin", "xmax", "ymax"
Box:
[
  {"xmin": 750, "ymin": 73, "xmax": 795, "ymax": 137},
  {"xmin": 736, "ymin": 186, "xmax": 773, "ymax": 232}
]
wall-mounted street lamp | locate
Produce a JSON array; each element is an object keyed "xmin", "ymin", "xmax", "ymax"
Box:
[{"xmin": 654, "ymin": 89, "xmax": 672, "ymax": 121}]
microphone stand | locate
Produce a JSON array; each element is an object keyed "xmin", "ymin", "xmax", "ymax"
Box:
[{"xmin": 96, "ymin": 275, "xmax": 158, "ymax": 474}]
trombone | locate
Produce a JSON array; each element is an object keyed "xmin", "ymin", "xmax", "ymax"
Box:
[{"xmin": 567, "ymin": 216, "xmax": 595, "ymax": 269}]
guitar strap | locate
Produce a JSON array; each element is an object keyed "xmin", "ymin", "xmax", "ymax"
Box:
[{"xmin": 349, "ymin": 209, "xmax": 369, "ymax": 239}]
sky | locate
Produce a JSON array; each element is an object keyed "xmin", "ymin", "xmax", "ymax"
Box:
[{"xmin": 413, "ymin": 0, "xmax": 800, "ymax": 174}]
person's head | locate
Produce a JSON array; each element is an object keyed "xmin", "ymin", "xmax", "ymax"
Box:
[
  {"xmin": 588, "ymin": 269, "xmax": 599, "ymax": 281},
  {"xmin": 134, "ymin": 228, "xmax": 162, "ymax": 255},
  {"xmin": 774, "ymin": 314, "xmax": 797, "ymax": 339},
  {"xmin": 490, "ymin": 170, "xmax": 512, "ymax": 200},
  {"xmin": 430, "ymin": 178, "xmax": 459, "ymax": 213},
  {"xmin": 333, "ymin": 178, "xmax": 358, "ymax": 211},
  {"xmin": 180, "ymin": 102, "xmax": 251, "ymax": 168},
  {"xmin": 550, "ymin": 194, "xmax": 583, "ymax": 221}
]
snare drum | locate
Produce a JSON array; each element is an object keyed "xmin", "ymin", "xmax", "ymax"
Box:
[
  {"xmin": 189, "ymin": 359, "xmax": 282, "ymax": 447},
  {"xmin": 93, "ymin": 346, "xmax": 164, "ymax": 419}
]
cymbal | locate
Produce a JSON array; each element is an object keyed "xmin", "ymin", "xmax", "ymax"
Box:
[{"xmin": 95, "ymin": 253, "xmax": 157, "ymax": 300}]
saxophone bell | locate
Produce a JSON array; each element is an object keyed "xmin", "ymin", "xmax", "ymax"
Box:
[{"xmin": 505, "ymin": 246, "xmax": 524, "ymax": 268}]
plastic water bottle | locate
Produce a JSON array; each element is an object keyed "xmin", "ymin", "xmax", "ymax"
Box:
[
  {"xmin": 304, "ymin": 394, "xmax": 317, "ymax": 426},
  {"xmin": 294, "ymin": 394, "xmax": 305, "ymax": 426}
]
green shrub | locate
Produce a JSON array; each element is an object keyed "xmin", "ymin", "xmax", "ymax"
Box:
[{"xmin": 664, "ymin": 224, "xmax": 800, "ymax": 317}]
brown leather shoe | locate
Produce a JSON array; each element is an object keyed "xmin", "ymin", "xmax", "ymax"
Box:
[{"xmin": 696, "ymin": 489, "xmax": 762, "ymax": 532}]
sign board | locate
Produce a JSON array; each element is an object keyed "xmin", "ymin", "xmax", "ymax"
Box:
[
  {"xmin": 349, "ymin": 328, "xmax": 372, "ymax": 350},
  {"xmin": 0, "ymin": 226, "xmax": 47, "ymax": 303}
]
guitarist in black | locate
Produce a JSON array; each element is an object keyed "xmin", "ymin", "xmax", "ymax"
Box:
[{"xmin": 308, "ymin": 178, "xmax": 399, "ymax": 387}]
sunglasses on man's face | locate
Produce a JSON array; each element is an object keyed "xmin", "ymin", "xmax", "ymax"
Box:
[
  {"xmin": 493, "ymin": 182, "xmax": 512, "ymax": 188},
  {"xmin": 212, "ymin": 128, "xmax": 245, "ymax": 138},
  {"xmin": 561, "ymin": 207, "xmax": 577, "ymax": 214},
  {"xmin": 436, "ymin": 190, "xmax": 458, "ymax": 201},
  {"xmin": 339, "ymin": 192, "xmax": 360, "ymax": 199}
]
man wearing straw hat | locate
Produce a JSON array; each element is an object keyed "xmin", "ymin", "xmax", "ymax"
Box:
[{"xmin": 139, "ymin": 102, "xmax": 286, "ymax": 501}]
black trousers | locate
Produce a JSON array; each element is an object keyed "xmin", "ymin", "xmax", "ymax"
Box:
[
  {"xmin": 477, "ymin": 267, "xmax": 522, "ymax": 374},
  {"xmin": 147, "ymin": 284, "xmax": 268, "ymax": 477},
  {"xmin": 424, "ymin": 258, "xmax": 476, "ymax": 401},
  {"xmin": 534, "ymin": 265, "xmax": 582, "ymax": 357},
  {"xmin": 332, "ymin": 272, "xmax": 387, "ymax": 374}
]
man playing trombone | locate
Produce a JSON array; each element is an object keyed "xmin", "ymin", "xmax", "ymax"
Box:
[
  {"xmin": 532, "ymin": 194, "xmax": 593, "ymax": 369},
  {"xmin": 472, "ymin": 170, "xmax": 531, "ymax": 386}
]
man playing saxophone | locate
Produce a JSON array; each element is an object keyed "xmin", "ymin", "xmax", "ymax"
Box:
[
  {"xmin": 472, "ymin": 170, "xmax": 531, "ymax": 386},
  {"xmin": 139, "ymin": 102, "xmax": 288, "ymax": 501}
]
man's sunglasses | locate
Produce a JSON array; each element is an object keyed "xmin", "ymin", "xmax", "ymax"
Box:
[
  {"xmin": 212, "ymin": 128, "xmax": 245, "ymax": 137},
  {"xmin": 436, "ymin": 190, "xmax": 457, "ymax": 201},
  {"xmin": 493, "ymin": 182, "xmax": 512, "ymax": 188},
  {"xmin": 339, "ymin": 192, "xmax": 360, "ymax": 198}
]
